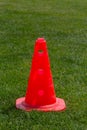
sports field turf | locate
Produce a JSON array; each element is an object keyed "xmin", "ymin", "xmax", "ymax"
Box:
[{"xmin": 0, "ymin": 0, "xmax": 87, "ymax": 130}]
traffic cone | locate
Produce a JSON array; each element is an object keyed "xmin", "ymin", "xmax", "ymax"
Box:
[{"xmin": 16, "ymin": 38, "xmax": 66, "ymax": 112}]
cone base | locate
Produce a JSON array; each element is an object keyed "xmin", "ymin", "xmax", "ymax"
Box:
[{"xmin": 16, "ymin": 97, "xmax": 66, "ymax": 112}]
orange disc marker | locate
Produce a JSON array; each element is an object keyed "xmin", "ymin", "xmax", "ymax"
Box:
[{"xmin": 16, "ymin": 38, "xmax": 66, "ymax": 112}]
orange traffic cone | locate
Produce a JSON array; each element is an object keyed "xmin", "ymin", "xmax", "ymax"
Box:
[{"xmin": 16, "ymin": 38, "xmax": 66, "ymax": 112}]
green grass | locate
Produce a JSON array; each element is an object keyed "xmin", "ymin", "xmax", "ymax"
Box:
[{"xmin": 0, "ymin": 0, "xmax": 87, "ymax": 130}]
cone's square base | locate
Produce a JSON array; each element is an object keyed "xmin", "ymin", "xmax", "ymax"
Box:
[{"xmin": 16, "ymin": 97, "xmax": 66, "ymax": 112}]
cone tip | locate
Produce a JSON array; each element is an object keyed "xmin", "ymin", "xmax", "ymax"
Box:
[{"xmin": 36, "ymin": 37, "xmax": 46, "ymax": 43}]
